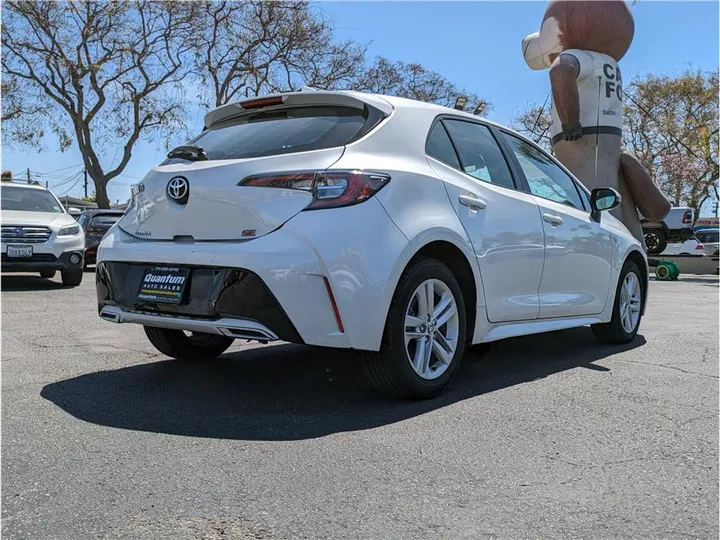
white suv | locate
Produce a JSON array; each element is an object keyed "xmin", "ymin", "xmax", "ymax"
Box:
[
  {"xmin": 1, "ymin": 181, "xmax": 85, "ymax": 286},
  {"xmin": 97, "ymin": 90, "xmax": 648, "ymax": 398}
]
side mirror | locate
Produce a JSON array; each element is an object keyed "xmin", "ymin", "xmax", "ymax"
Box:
[
  {"xmin": 67, "ymin": 207, "xmax": 81, "ymax": 216},
  {"xmin": 590, "ymin": 187, "xmax": 621, "ymax": 222}
]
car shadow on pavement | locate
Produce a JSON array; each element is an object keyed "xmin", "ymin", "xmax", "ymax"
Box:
[
  {"xmin": 41, "ymin": 327, "xmax": 646, "ymax": 441},
  {"xmin": 1, "ymin": 275, "xmax": 68, "ymax": 291}
]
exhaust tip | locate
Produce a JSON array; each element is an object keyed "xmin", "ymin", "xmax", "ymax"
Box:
[{"xmin": 100, "ymin": 308, "xmax": 120, "ymax": 322}]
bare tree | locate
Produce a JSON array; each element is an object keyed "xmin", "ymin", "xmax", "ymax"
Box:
[
  {"xmin": 192, "ymin": 1, "xmax": 366, "ymax": 107},
  {"xmin": 356, "ymin": 57, "xmax": 491, "ymax": 115},
  {"xmin": 1, "ymin": 75, "xmax": 48, "ymax": 148},
  {"xmin": 2, "ymin": 1, "xmax": 197, "ymax": 207},
  {"xmin": 511, "ymin": 101, "xmax": 552, "ymax": 151},
  {"xmin": 192, "ymin": 2, "xmax": 490, "ymax": 112}
]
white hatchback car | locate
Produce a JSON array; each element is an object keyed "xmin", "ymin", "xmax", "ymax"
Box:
[{"xmin": 97, "ymin": 90, "xmax": 648, "ymax": 398}]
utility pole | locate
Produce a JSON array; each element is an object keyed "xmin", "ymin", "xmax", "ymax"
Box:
[
  {"xmin": 26, "ymin": 167, "xmax": 30, "ymax": 184},
  {"xmin": 83, "ymin": 169, "xmax": 88, "ymax": 198}
]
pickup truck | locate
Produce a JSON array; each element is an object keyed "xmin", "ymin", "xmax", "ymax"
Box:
[{"xmin": 641, "ymin": 207, "xmax": 695, "ymax": 254}]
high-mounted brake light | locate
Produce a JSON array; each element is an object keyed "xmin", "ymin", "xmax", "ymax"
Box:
[
  {"xmin": 240, "ymin": 96, "xmax": 285, "ymax": 110},
  {"xmin": 238, "ymin": 170, "xmax": 391, "ymax": 210}
]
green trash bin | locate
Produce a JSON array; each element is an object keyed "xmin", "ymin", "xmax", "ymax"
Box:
[{"xmin": 655, "ymin": 260, "xmax": 679, "ymax": 281}]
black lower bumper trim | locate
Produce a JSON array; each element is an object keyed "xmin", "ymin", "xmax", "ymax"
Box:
[
  {"xmin": 96, "ymin": 261, "xmax": 303, "ymax": 344},
  {"xmin": 2, "ymin": 251, "xmax": 84, "ymax": 272}
]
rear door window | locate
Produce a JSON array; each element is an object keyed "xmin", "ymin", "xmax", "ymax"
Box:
[
  {"xmin": 442, "ymin": 119, "xmax": 516, "ymax": 190},
  {"xmin": 173, "ymin": 106, "xmax": 370, "ymax": 161},
  {"xmin": 425, "ymin": 123, "xmax": 461, "ymax": 169}
]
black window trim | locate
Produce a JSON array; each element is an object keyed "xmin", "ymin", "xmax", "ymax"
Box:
[
  {"xmin": 497, "ymin": 128, "xmax": 592, "ymax": 213},
  {"xmin": 424, "ymin": 114, "xmax": 522, "ymax": 193}
]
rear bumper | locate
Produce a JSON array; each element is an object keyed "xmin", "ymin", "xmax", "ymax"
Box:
[
  {"xmin": 96, "ymin": 261, "xmax": 302, "ymax": 343},
  {"xmin": 97, "ymin": 198, "xmax": 409, "ymax": 350},
  {"xmin": 1, "ymin": 250, "xmax": 84, "ymax": 272}
]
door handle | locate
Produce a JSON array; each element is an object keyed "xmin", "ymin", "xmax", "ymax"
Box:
[
  {"xmin": 458, "ymin": 195, "xmax": 487, "ymax": 210},
  {"xmin": 542, "ymin": 213, "xmax": 564, "ymax": 226}
]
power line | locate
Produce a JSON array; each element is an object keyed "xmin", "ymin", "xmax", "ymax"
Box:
[
  {"xmin": 31, "ymin": 168, "xmax": 83, "ymax": 181},
  {"xmin": 34, "ymin": 163, "xmax": 83, "ymax": 175},
  {"xmin": 57, "ymin": 175, "xmax": 84, "ymax": 196},
  {"xmin": 48, "ymin": 170, "xmax": 84, "ymax": 190}
]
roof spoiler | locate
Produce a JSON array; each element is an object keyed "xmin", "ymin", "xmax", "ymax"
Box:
[{"xmin": 203, "ymin": 90, "xmax": 393, "ymax": 129}]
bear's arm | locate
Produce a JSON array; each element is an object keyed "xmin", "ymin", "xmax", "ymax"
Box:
[
  {"xmin": 620, "ymin": 150, "xmax": 671, "ymax": 221},
  {"xmin": 549, "ymin": 53, "xmax": 581, "ymax": 128}
]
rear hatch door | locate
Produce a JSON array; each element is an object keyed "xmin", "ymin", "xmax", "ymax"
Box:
[{"xmin": 119, "ymin": 92, "xmax": 390, "ymax": 241}]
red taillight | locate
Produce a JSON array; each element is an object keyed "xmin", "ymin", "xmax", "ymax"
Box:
[
  {"xmin": 683, "ymin": 210, "xmax": 693, "ymax": 224},
  {"xmin": 238, "ymin": 170, "xmax": 391, "ymax": 210},
  {"xmin": 86, "ymin": 227, "xmax": 104, "ymax": 234},
  {"xmin": 696, "ymin": 244, "xmax": 704, "ymax": 250},
  {"xmin": 240, "ymin": 172, "xmax": 315, "ymax": 191},
  {"xmin": 240, "ymin": 96, "xmax": 284, "ymax": 109}
]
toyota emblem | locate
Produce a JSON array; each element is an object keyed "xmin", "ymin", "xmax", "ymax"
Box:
[{"xmin": 166, "ymin": 176, "xmax": 189, "ymax": 203}]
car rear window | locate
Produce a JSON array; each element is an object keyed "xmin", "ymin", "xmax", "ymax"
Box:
[
  {"xmin": 90, "ymin": 214, "xmax": 122, "ymax": 227},
  {"xmin": 696, "ymin": 230, "xmax": 719, "ymax": 243},
  {"xmin": 174, "ymin": 106, "xmax": 369, "ymax": 161}
]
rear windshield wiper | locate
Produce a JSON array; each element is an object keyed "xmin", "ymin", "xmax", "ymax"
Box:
[{"xmin": 167, "ymin": 145, "xmax": 208, "ymax": 161}]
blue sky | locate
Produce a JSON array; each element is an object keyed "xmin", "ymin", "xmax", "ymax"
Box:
[{"xmin": 2, "ymin": 1, "xmax": 718, "ymax": 207}]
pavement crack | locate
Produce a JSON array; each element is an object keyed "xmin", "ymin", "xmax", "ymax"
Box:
[{"xmin": 621, "ymin": 359, "xmax": 719, "ymax": 379}]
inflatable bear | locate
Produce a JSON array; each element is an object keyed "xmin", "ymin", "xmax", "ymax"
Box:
[{"xmin": 522, "ymin": 0, "xmax": 670, "ymax": 246}]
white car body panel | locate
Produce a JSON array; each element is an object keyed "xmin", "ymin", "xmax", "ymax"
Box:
[
  {"xmin": 660, "ymin": 239, "xmax": 706, "ymax": 256},
  {"xmin": 120, "ymin": 148, "xmax": 344, "ymax": 241},
  {"xmin": 432, "ymin": 158, "xmax": 545, "ymax": 323},
  {"xmin": 530, "ymin": 195, "xmax": 614, "ymax": 318},
  {"xmin": 98, "ymin": 91, "xmax": 648, "ymax": 352}
]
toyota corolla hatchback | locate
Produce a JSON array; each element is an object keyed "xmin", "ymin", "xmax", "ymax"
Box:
[{"xmin": 97, "ymin": 90, "xmax": 648, "ymax": 399}]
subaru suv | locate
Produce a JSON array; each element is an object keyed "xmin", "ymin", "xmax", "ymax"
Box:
[{"xmin": 1, "ymin": 181, "xmax": 85, "ymax": 286}]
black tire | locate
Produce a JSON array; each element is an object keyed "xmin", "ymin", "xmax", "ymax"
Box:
[
  {"xmin": 144, "ymin": 326, "xmax": 234, "ymax": 361},
  {"xmin": 592, "ymin": 260, "xmax": 644, "ymax": 344},
  {"xmin": 39, "ymin": 270, "xmax": 56, "ymax": 279},
  {"xmin": 470, "ymin": 342, "xmax": 493, "ymax": 357},
  {"xmin": 644, "ymin": 229, "xmax": 667, "ymax": 255},
  {"xmin": 61, "ymin": 269, "xmax": 83, "ymax": 286},
  {"xmin": 364, "ymin": 257, "xmax": 467, "ymax": 399}
]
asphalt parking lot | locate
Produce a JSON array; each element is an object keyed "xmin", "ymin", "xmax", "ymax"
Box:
[{"xmin": 2, "ymin": 271, "xmax": 718, "ymax": 539}]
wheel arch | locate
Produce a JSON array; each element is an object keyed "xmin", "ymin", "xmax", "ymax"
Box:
[{"xmin": 382, "ymin": 233, "xmax": 485, "ymax": 346}]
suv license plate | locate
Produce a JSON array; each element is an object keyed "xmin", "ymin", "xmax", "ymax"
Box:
[
  {"xmin": 6, "ymin": 245, "xmax": 33, "ymax": 258},
  {"xmin": 138, "ymin": 266, "xmax": 190, "ymax": 305}
]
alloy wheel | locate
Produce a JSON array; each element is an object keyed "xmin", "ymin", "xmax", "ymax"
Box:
[
  {"xmin": 619, "ymin": 271, "xmax": 642, "ymax": 333},
  {"xmin": 404, "ymin": 279, "xmax": 460, "ymax": 380}
]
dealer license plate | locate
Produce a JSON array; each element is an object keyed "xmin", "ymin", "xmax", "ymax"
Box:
[
  {"xmin": 6, "ymin": 245, "xmax": 33, "ymax": 258},
  {"xmin": 137, "ymin": 266, "xmax": 190, "ymax": 304}
]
